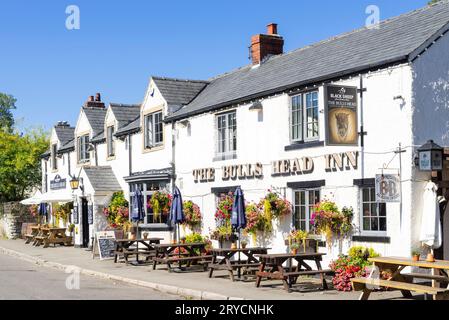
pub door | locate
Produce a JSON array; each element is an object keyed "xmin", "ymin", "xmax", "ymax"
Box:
[{"xmin": 81, "ymin": 198, "xmax": 90, "ymax": 248}]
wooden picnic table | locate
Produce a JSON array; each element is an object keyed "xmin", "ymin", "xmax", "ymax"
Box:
[
  {"xmin": 255, "ymin": 252, "xmax": 332, "ymax": 292},
  {"xmin": 351, "ymin": 256, "xmax": 449, "ymax": 300},
  {"xmin": 25, "ymin": 226, "xmax": 40, "ymax": 244},
  {"xmin": 34, "ymin": 227, "xmax": 72, "ymax": 248},
  {"xmin": 152, "ymin": 242, "xmax": 212, "ymax": 272},
  {"xmin": 114, "ymin": 238, "xmax": 163, "ymax": 265},
  {"xmin": 208, "ymin": 247, "xmax": 269, "ymax": 281}
]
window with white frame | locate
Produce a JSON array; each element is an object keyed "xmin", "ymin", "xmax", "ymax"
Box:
[
  {"xmin": 144, "ymin": 111, "xmax": 163, "ymax": 149},
  {"xmin": 216, "ymin": 111, "xmax": 236, "ymax": 158},
  {"xmin": 360, "ymin": 187, "xmax": 387, "ymax": 233},
  {"xmin": 129, "ymin": 182, "xmax": 170, "ymax": 225},
  {"xmin": 107, "ymin": 126, "xmax": 115, "ymax": 157},
  {"xmin": 77, "ymin": 135, "xmax": 90, "ymax": 163},
  {"xmin": 290, "ymin": 91, "xmax": 319, "ymax": 142},
  {"xmin": 293, "ymin": 189, "xmax": 320, "ymax": 232},
  {"xmin": 51, "ymin": 144, "xmax": 58, "ymax": 170}
]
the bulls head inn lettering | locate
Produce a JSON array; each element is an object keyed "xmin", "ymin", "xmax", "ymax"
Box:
[{"xmin": 193, "ymin": 151, "xmax": 359, "ymax": 183}]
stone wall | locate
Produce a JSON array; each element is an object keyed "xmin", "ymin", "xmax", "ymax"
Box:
[{"xmin": 0, "ymin": 202, "xmax": 37, "ymax": 239}]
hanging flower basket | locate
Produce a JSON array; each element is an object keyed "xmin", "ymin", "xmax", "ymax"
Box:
[
  {"xmin": 103, "ymin": 191, "xmax": 129, "ymax": 230},
  {"xmin": 244, "ymin": 202, "xmax": 271, "ymax": 244},
  {"xmin": 311, "ymin": 201, "xmax": 354, "ymax": 247},
  {"xmin": 182, "ymin": 200, "xmax": 202, "ymax": 231},
  {"xmin": 258, "ymin": 190, "xmax": 292, "ymax": 230},
  {"xmin": 148, "ymin": 191, "xmax": 172, "ymax": 223}
]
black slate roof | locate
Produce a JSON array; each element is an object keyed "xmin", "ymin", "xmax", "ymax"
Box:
[
  {"xmin": 114, "ymin": 116, "xmax": 141, "ymax": 137},
  {"xmin": 109, "ymin": 103, "xmax": 141, "ymax": 128},
  {"xmin": 82, "ymin": 107, "xmax": 107, "ymax": 136},
  {"xmin": 58, "ymin": 139, "xmax": 75, "ymax": 153},
  {"xmin": 91, "ymin": 132, "xmax": 105, "ymax": 144},
  {"xmin": 167, "ymin": 1, "xmax": 449, "ymax": 121},
  {"xmin": 83, "ymin": 166, "xmax": 121, "ymax": 192},
  {"xmin": 152, "ymin": 77, "xmax": 208, "ymax": 113},
  {"xmin": 54, "ymin": 126, "xmax": 75, "ymax": 145}
]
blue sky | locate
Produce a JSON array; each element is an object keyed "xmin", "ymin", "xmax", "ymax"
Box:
[{"xmin": 0, "ymin": 0, "xmax": 429, "ymax": 132}]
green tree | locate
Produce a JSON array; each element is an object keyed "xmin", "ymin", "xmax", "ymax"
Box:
[
  {"xmin": 428, "ymin": 0, "xmax": 442, "ymax": 4},
  {"xmin": 0, "ymin": 93, "xmax": 17, "ymax": 132},
  {"xmin": 0, "ymin": 128, "xmax": 48, "ymax": 202}
]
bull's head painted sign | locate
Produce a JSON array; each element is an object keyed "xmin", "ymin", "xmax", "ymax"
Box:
[{"xmin": 325, "ymin": 85, "xmax": 359, "ymax": 146}]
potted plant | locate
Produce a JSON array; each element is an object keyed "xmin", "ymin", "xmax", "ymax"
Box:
[
  {"xmin": 290, "ymin": 243, "xmax": 301, "ymax": 255},
  {"xmin": 411, "ymin": 249, "xmax": 421, "ymax": 262},
  {"xmin": 231, "ymin": 242, "xmax": 237, "ymax": 250},
  {"xmin": 180, "ymin": 236, "xmax": 186, "ymax": 244},
  {"xmin": 241, "ymin": 240, "xmax": 248, "ymax": 249},
  {"xmin": 426, "ymin": 252, "xmax": 435, "ymax": 262},
  {"xmin": 142, "ymin": 231, "xmax": 149, "ymax": 240}
]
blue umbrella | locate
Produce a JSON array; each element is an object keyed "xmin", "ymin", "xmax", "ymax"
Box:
[
  {"xmin": 231, "ymin": 187, "xmax": 247, "ymax": 231},
  {"xmin": 38, "ymin": 203, "xmax": 48, "ymax": 223},
  {"xmin": 131, "ymin": 188, "xmax": 145, "ymax": 222},
  {"xmin": 231, "ymin": 187, "xmax": 246, "ymax": 278},
  {"xmin": 38, "ymin": 203, "xmax": 47, "ymax": 215},
  {"xmin": 169, "ymin": 186, "xmax": 185, "ymax": 242}
]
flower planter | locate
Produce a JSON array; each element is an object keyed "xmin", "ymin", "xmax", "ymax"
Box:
[{"xmin": 285, "ymin": 239, "xmax": 318, "ymax": 254}]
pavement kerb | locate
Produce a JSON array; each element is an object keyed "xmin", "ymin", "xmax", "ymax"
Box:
[{"xmin": 0, "ymin": 246, "xmax": 239, "ymax": 301}]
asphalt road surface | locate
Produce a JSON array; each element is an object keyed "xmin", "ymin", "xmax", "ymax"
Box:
[{"xmin": 0, "ymin": 253, "xmax": 182, "ymax": 300}]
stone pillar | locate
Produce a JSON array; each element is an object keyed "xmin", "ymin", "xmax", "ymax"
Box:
[{"xmin": 0, "ymin": 202, "xmax": 37, "ymax": 239}]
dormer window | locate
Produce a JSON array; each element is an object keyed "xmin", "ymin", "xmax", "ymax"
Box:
[
  {"xmin": 144, "ymin": 111, "xmax": 163, "ymax": 149},
  {"xmin": 107, "ymin": 126, "xmax": 115, "ymax": 157},
  {"xmin": 78, "ymin": 134, "xmax": 90, "ymax": 163},
  {"xmin": 51, "ymin": 144, "xmax": 58, "ymax": 170}
]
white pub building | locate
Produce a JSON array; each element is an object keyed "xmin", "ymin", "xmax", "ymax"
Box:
[{"xmin": 41, "ymin": 2, "xmax": 449, "ymax": 263}]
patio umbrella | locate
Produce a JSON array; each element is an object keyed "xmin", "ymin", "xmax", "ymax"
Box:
[
  {"xmin": 169, "ymin": 186, "xmax": 185, "ymax": 243},
  {"xmin": 131, "ymin": 188, "xmax": 145, "ymax": 235},
  {"xmin": 231, "ymin": 187, "xmax": 246, "ymax": 278},
  {"xmin": 131, "ymin": 188, "xmax": 145, "ymax": 262},
  {"xmin": 38, "ymin": 203, "xmax": 48, "ymax": 224},
  {"xmin": 419, "ymin": 181, "xmax": 442, "ymax": 253}
]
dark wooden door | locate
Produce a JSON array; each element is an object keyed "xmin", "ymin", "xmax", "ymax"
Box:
[{"xmin": 81, "ymin": 198, "xmax": 90, "ymax": 248}]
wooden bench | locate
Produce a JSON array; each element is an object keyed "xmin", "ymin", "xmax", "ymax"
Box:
[
  {"xmin": 153, "ymin": 255, "xmax": 213, "ymax": 271},
  {"xmin": 24, "ymin": 234, "xmax": 36, "ymax": 244},
  {"xmin": 402, "ymin": 273, "xmax": 449, "ymax": 284},
  {"xmin": 351, "ymin": 277, "xmax": 449, "ymax": 300}
]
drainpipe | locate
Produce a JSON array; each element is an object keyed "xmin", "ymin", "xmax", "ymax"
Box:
[
  {"xmin": 171, "ymin": 121, "xmax": 176, "ymax": 190},
  {"xmin": 94, "ymin": 144, "xmax": 98, "ymax": 166},
  {"xmin": 67, "ymin": 152, "xmax": 71, "ymax": 177},
  {"xmin": 128, "ymin": 134, "xmax": 132, "ymax": 176}
]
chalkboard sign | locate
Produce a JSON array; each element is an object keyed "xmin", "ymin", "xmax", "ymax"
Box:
[
  {"xmin": 73, "ymin": 205, "xmax": 79, "ymax": 224},
  {"xmin": 95, "ymin": 231, "xmax": 116, "ymax": 260},
  {"xmin": 88, "ymin": 204, "xmax": 94, "ymax": 225}
]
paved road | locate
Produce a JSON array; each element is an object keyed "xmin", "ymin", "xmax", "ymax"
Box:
[{"xmin": 0, "ymin": 253, "xmax": 182, "ymax": 300}]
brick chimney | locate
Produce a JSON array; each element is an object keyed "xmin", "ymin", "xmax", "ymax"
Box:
[
  {"xmin": 84, "ymin": 92, "xmax": 105, "ymax": 108},
  {"xmin": 250, "ymin": 23, "xmax": 284, "ymax": 65}
]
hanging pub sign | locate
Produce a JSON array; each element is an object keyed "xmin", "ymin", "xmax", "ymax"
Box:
[
  {"xmin": 50, "ymin": 174, "xmax": 67, "ymax": 190},
  {"xmin": 375, "ymin": 174, "xmax": 401, "ymax": 203},
  {"xmin": 325, "ymin": 85, "xmax": 358, "ymax": 146}
]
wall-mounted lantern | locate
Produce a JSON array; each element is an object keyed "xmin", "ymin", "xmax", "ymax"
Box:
[{"xmin": 417, "ymin": 140, "xmax": 444, "ymax": 171}]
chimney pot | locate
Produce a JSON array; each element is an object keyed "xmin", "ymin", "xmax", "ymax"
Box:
[
  {"xmin": 95, "ymin": 93, "xmax": 101, "ymax": 101},
  {"xmin": 88, "ymin": 96, "xmax": 94, "ymax": 102},
  {"xmin": 267, "ymin": 23, "xmax": 278, "ymax": 35}
]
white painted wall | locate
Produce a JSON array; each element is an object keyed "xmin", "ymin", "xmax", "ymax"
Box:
[{"xmin": 175, "ymin": 63, "xmax": 415, "ymax": 264}]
